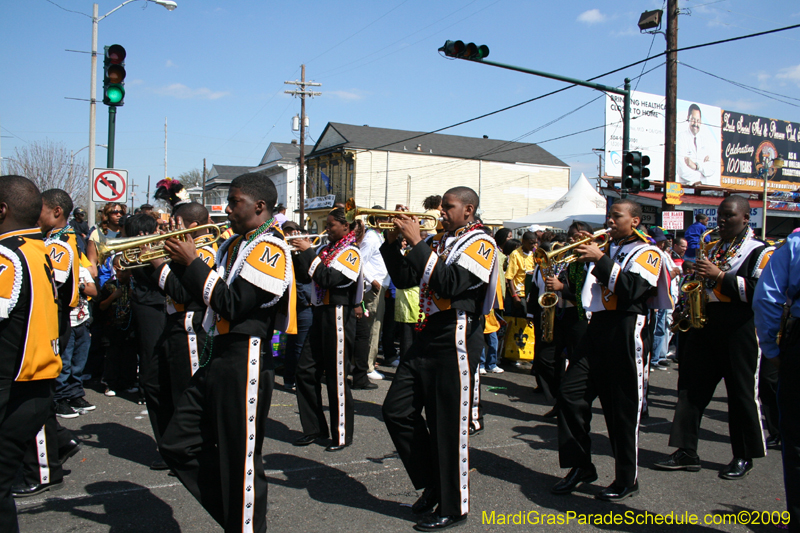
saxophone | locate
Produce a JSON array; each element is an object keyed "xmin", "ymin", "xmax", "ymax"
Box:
[{"xmin": 671, "ymin": 227, "xmax": 715, "ymax": 333}]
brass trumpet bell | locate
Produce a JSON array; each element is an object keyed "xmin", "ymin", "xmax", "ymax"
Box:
[
  {"xmin": 96, "ymin": 223, "xmax": 224, "ymax": 269},
  {"xmin": 345, "ymin": 199, "xmax": 439, "ymax": 231},
  {"xmin": 533, "ymin": 229, "xmax": 611, "ymax": 268}
]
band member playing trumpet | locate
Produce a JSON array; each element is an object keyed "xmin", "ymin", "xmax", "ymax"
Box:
[
  {"xmin": 381, "ymin": 187, "xmax": 498, "ymax": 531},
  {"xmin": 655, "ymin": 196, "xmax": 773, "ymax": 479},
  {"xmin": 552, "ymin": 199, "xmax": 671, "ymax": 501},
  {"xmin": 160, "ymin": 175, "xmax": 295, "ymax": 533},
  {"xmin": 292, "ymin": 207, "xmax": 363, "ymax": 452}
]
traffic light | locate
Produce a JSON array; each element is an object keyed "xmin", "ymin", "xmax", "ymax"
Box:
[
  {"xmin": 103, "ymin": 44, "xmax": 126, "ymax": 106},
  {"xmin": 438, "ymin": 40, "xmax": 490, "ymax": 60},
  {"xmin": 622, "ymin": 151, "xmax": 651, "ymax": 192}
]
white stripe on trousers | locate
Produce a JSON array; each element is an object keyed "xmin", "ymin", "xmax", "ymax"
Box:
[
  {"xmin": 456, "ymin": 311, "xmax": 471, "ymax": 516},
  {"xmin": 34, "ymin": 425, "xmax": 50, "ymax": 483},
  {"xmin": 184, "ymin": 311, "xmax": 199, "ymax": 376},
  {"xmin": 335, "ymin": 305, "xmax": 347, "ymax": 445},
  {"xmin": 753, "ymin": 333, "xmax": 767, "ymax": 455},
  {"xmin": 633, "ymin": 314, "xmax": 647, "ymax": 484},
  {"xmin": 242, "ymin": 337, "xmax": 260, "ymax": 533},
  {"xmin": 471, "ymin": 367, "xmax": 481, "ymax": 430}
]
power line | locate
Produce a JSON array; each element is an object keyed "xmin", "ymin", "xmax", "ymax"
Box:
[{"xmin": 679, "ymin": 62, "xmax": 800, "ymax": 108}]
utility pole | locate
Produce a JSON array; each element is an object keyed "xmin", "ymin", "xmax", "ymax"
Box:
[
  {"xmin": 285, "ymin": 65, "xmax": 321, "ymax": 226},
  {"xmin": 202, "ymin": 158, "xmax": 207, "ymax": 205},
  {"xmin": 164, "ymin": 117, "xmax": 168, "ymax": 179},
  {"xmin": 146, "ymin": 175, "xmax": 150, "ymax": 205},
  {"xmin": 129, "ymin": 176, "xmax": 136, "ymax": 210},
  {"xmin": 663, "ymin": 0, "xmax": 679, "ymax": 211}
]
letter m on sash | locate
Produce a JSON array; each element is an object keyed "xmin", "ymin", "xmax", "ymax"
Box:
[
  {"xmin": 49, "ymin": 247, "xmax": 66, "ymax": 263},
  {"xmin": 477, "ymin": 242, "xmax": 492, "ymax": 261},
  {"xmin": 345, "ymin": 252, "xmax": 357, "ymax": 266},
  {"xmin": 259, "ymin": 247, "xmax": 281, "ymax": 268}
]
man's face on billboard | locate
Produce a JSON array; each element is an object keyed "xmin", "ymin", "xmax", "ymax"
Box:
[{"xmin": 689, "ymin": 109, "xmax": 702, "ymax": 136}]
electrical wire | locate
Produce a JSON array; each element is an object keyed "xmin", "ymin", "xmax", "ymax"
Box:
[
  {"xmin": 43, "ymin": 0, "xmax": 91, "ymax": 18},
  {"xmin": 680, "ymin": 62, "xmax": 800, "ymax": 108}
]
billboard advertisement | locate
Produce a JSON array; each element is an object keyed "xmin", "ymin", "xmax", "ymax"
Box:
[
  {"xmin": 720, "ymin": 111, "xmax": 800, "ymax": 192},
  {"xmin": 605, "ymin": 92, "xmax": 800, "ymax": 193}
]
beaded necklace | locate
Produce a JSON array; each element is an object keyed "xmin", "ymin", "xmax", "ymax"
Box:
[
  {"xmin": 704, "ymin": 226, "xmax": 751, "ymax": 288},
  {"xmin": 47, "ymin": 225, "xmax": 74, "ymax": 242},
  {"xmin": 314, "ymin": 229, "xmax": 357, "ymax": 303},
  {"xmin": 199, "ymin": 218, "xmax": 276, "ymax": 367},
  {"xmin": 416, "ymin": 221, "xmax": 484, "ymax": 331}
]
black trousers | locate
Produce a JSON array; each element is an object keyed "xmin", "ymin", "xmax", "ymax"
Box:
[
  {"xmin": 779, "ymin": 333, "xmax": 800, "ymax": 533},
  {"xmin": 557, "ymin": 312, "xmax": 648, "ymax": 487},
  {"xmin": 0, "ymin": 380, "xmax": 53, "ymax": 533},
  {"xmin": 160, "ymin": 334, "xmax": 273, "ymax": 533},
  {"xmin": 164, "ymin": 311, "xmax": 207, "ymax": 409},
  {"xmin": 534, "ymin": 308, "xmax": 580, "ymax": 403},
  {"xmin": 383, "ymin": 310, "xmax": 483, "ymax": 518},
  {"xmin": 668, "ymin": 306, "xmax": 766, "ymax": 459},
  {"xmin": 131, "ymin": 302, "xmax": 169, "ymax": 448},
  {"xmin": 296, "ymin": 305, "xmax": 356, "ymax": 445}
]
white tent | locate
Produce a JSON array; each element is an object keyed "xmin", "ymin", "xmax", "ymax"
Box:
[{"xmin": 502, "ymin": 173, "xmax": 607, "ymax": 230}]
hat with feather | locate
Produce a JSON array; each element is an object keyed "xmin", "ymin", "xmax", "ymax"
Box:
[{"xmin": 154, "ymin": 177, "xmax": 191, "ymax": 208}]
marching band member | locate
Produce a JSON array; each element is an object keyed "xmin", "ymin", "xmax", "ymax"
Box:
[
  {"xmin": 655, "ymin": 196, "xmax": 772, "ymax": 479},
  {"xmin": 291, "ymin": 207, "xmax": 363, "ymax": 451},
  {"xmin": 160, "ymin": 175, "xmax": 295, "ymax": 533},
  {"xmin": 0, "ymin": 176, "xmax": 61, "ymax": 531},
  {"xmin": 552, "ymin": 199, "xmax": 671, "ymax": 501},
  {"xmin": 381, "ymin": 187, "xmax": 498, "ymax": 531},
  {"xmin": 150, "ymin": 202, "xmax": 216, "ymax": 418},
  {"xmin": 15, "ymin": 189, "xmax": 83, "ymax": 499}
]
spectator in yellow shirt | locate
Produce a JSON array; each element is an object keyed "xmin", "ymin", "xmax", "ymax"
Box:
[{"xmin": 505, "ymin": 231, "xmax": 536, "ymax": 317}]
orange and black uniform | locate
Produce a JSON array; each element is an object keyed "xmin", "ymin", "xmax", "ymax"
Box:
[
  {"xmin": 381, "ymin": 226, "xmax": 498, "ymax": 519},
  {"xmin": 293, "ymin": 241, "xmax": 362, "ymax": 447},
  {"xmin": 0, "ymin": 227, "xmax": 60, "ymax": 532},
  {"xmin": 160, "ymin": 225, "xmax": 295, "ymax": 533},
  {"xmin": 152, "ymin": 243, "xmax": 216, "ymax": 410},
  {"xmin": 20, "ymin": 228, "xmax": 82, "ymax": 490}
]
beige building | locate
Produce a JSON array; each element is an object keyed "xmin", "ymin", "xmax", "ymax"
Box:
[{"xmin": 304, "ymin": 123, "xmax": 570, "ymax": 231}]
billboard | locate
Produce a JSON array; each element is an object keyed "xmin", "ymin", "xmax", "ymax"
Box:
[
  {"xmin": 720, "ymin": 111, "xmax": 800, "ymax": 192},
  {"xmin": 604, "ymin": 92, "xmax": 800, "ymax": 193}
]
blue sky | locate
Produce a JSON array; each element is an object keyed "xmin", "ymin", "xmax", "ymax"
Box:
[{"xmin": 1, "ymin": 0, "xmax": 799, "ymax": 206}]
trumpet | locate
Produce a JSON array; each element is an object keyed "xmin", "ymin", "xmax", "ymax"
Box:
[
  {"xmin": 345, "ymin": 200, "xmax": 439, "ymax": 231},
  {"xmin": 533, "ymin": 229, "xmax": 611, "ymax": 268},
  {"xmin": 285, "ymin": 232, "xmax": 328, "ymax": 248},
  {"xmin": 96, "ymin": 223, "xmax": 225, "ymax": 269}
]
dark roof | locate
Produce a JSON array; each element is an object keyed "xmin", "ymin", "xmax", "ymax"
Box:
[
  {"xmin": 310, "ymin": 122, "xmax": 568, "ymax": 167},
  {"xmin": 209, "ymin": 165, "xmax": 251, "ymax": 181},
  {"xmin": 268, "ymin": 142, "xmax": 308, "ymax": 161}
]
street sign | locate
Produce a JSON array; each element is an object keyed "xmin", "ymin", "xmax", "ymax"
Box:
[
  {"xmin": 662, "ymin": 210, "xmax": 684, "ymax": 230},
  {"xmin": 92, "ymin": 168, "xmax": 128, "ymax": 203}
]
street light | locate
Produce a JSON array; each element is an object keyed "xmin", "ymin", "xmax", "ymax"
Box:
[
  {"xmin": 87, "ymin": 0, "xmax": 177, "ymax": 227},
  {"xmin": 761, "ymin": 154, "xmax": 785, "ymax": 240},
  {"xmin": 70, "ymin": 144, "xmax": 107, "ymax": 184}
]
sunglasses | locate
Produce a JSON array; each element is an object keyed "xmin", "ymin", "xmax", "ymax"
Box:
[{"xmin": 109, "ymin": 210, "xmax": 124, "ymax": 215}]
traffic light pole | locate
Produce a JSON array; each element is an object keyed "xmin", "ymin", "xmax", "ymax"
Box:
[
  {"xmin": 458, "ymin": 57, "xmax": 631, "ymax": 154},
  {"xmin": 107, "ymin": 107, "xmax": 116, "ymax": 168}
]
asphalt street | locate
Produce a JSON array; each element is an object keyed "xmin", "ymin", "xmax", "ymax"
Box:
[{"xmin": 16, "ymin": 358, "xmax": 788, "ymax": 533}]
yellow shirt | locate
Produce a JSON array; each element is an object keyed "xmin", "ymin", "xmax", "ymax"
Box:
[{"xmin": 505, "ymin": 247, "xmax": 535, "ymax": 297}]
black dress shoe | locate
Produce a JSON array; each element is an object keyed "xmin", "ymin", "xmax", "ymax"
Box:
[
  {"xmin": 414, "ymin": 513, "xmax": 467, "ymax": 531},
  {"xmin": 150, "ymin": 459, "xmax": 169, "ymax": 471},
  {"xmin": 352, "ymin": 381, "xmax": 378, "ymax": 390},
  {"xmin": 719, "ymin": 458, "xmax": 753, "ymax": 480},
  {"xmin": 595, "ymin": 481, "xmax": 639, "ymax": 502},
  {"xmin": 653, "ymin": 449, "xmax": 701, "ymax": 472},
  {"xmin": 293, "ymin": 433, "xmax": 326, "ymax": 446},
  {"xmin": 58, "ymin": 440, "xmax": 81, "ymax": 466},
  {"xmin": 324, "ymin": 441, "xmax": 352, "ymax": 452},
  {"xmin": 551, "ymin": 465, "xmax": 598, "ymax": 495},
  {"xmin": 468, "ymin": 426, "xmax": 483, "ymax": 437},
  {"xmin": 411, "ymin": 487, "xmax": 439, "ymax": 515},
  {"xmin": 766, "ymin": 435, "xmax": 782, "ymax": 450},
  {"xmin": 12, "ymin": 479, "xmax": 64, "ymax": 498}
]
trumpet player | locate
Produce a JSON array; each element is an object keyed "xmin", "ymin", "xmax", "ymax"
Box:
[
  {"xmin": 552, "ymin": 199, "xmax": 672, "ymax": 501},
  {"xmin": 655, "ymin": 196, "xmax": 773, "ymax": 480}
]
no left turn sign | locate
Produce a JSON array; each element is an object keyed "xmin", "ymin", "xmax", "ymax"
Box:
[{"xmin": 92, "ymin": 168, "xmax": 128, "ymax": 203}]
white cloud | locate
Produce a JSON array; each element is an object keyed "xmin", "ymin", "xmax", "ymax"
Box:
[
  {"xmin": 153, "ymin": 83, "xmax": 230, "ymax": 100},
  {"xmin": 776, "ymin": 64, "xmax": 800, "ymax": 86},
  {"xmin": 165, "ymin": 60, "xmax": 176, "ymax": 68},
  {"xmin": 577, "ymin": 9, "xmax": 606, "ymax": 24},
  {"xmin": 328, "ymin": 90, "xmax": 365, "ymax": 101}
]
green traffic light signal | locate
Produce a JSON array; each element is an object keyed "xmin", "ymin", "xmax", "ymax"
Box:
[
  {"xmin": 439, "ymin": 40, "xmax": 489, "ymax": 60},
  {"xmin": 103, "ymin": 44, "xmax": 126, "ymax": 107}
]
